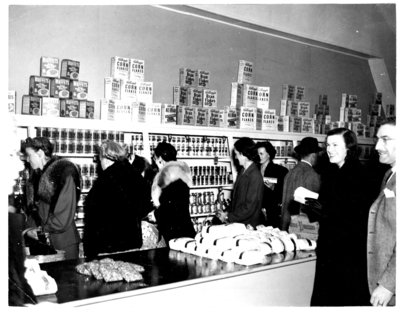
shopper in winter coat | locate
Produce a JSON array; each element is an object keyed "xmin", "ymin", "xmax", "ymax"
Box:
[
  {"xmin": 304, "ymin": 128, "xmax": 376, "ymax": 306},
  {"xmin": 23, "ymin": 137, "xmax": 81, "ymax": 260},
  {"xmin": 151, "ymin": 142, "xmax": 196, "ymax": 244},
  {"xmin": 218, "ymin": 137, "xmax": 265, "ymax": 228},
  {"xmin": 281, "ymin": 137, "xmax": 322, "ymax": 231},
  {"xmin": 83, "ymin": 140, "xmax": 152, "ymax": 260},
  {"xmin": 367, "ymin": 121, "xmax": 396, "ymax": 307},
  {"xmin": 255, "ymin": 141, "xmax": 288, "ymax": 228}
]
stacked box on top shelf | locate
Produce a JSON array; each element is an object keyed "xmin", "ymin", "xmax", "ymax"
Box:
[
  {"xmin": 161, "ymin": 103, "xmax": 177, "ymax": 124},
  {"xmin": 314, "ymin": 94, "xmax": 330, "ymax": 134},
  {"xmin": 256, "ymin": 109, "xmax": 277, "ymax": 131},
  {"xmin": 220, "ymin": 106, "xmax": 239, "ymax": 129},
  {"xmin": 8, "ymin": 90, "xmax": 16, "ymax": 113}
]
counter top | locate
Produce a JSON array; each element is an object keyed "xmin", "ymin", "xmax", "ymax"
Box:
[{"xmin": 39, "ymin": 247, "xmax": 316, "ymax": 306}]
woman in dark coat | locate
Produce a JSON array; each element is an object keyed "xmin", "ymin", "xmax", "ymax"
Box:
[
  {"xmin": 151, "ymin": 142, "xmax": 196, "ymax": 244},
  {"xmin": 304, "ymin": 128, "xmax": 376, "ymax": 306},
  {"xmin": 217, "ymin": 137, "xmax": 265, "ymax": 228},
  {"xmin": 83, "ymin": 140, "xmax": 152, "ymax": 260},
  {"xmin": 255, "ymin": 141, "xmax": 288, "ymax": 228}
]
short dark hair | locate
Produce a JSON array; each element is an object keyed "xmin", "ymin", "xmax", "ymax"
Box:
[
  {"xmin": 234, "ymin": 137, "xmax": 259, "ymax": 162},
  {"xmin": 154, "ymin": 142, "xmax": 177, "ymax": 162},
  {"xmin": 255, "ymin": 141, "xmax": 277, "ymax": 161},
  {"xmin": 326, "ymin": 127, "xmax": 359, "ymax": 161},
  {"xmin": 22, "ymin": 137, "xmax": 53, "ymax": 158}
]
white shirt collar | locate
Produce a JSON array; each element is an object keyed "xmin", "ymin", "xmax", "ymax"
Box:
[{"xmin": 301, "ymin": 159, "xmax": 312, "ymax": 167}]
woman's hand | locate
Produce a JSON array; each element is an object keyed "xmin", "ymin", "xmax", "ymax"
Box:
[{"xmin": 216, "ymin": 209, "xmax": 228, "ymax": 223}]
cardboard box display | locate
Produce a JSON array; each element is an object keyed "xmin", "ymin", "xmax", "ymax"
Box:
[
  {"xmin": 50, "ymin": 78, "xmax": 70, "ymax": 98},
  {"xmin": 298, "ymin": 101, "xmax": 311, "ymax": 118},
  {"xmin": 256, "ymin": 108, "xmax": 276, "ymax": 131},
  {"xmin": 29, "ymin": 76, "xmax": 50, "ymax": 97},
  {"xmin": 195, "ymin": 107, "xmax": 209, "ymax": 127},
  {"xmin": 238, "ymin": 84, "xmax": 257, "ymax": 108},
  {"xmin": 42, "ymin": 97, "xmax": 60, "ymax": 117},
  {"xmin": 197, "ymin": 70, "xmax": 210, "ymax": 88},
  {"xmin": 289, "ymin": 116, "xmax": 302, "ymax": 133},
  {"xmin": 208, "ymin": 109, "xmax": 220, "ymax": 127},
  {"xmin": 256, "ymin": 109, "xmax": 276, "ymax": 131},
  {"xmin": 137, "ymin": 81, "xmax": 153, "ymax": 105},
  {"xmin": 276, "ymin": 116, "xmax": 290, "ymax": 132},
  {"xmin": 70, "ymin": 80, "xmax": 88, "ymax": 100},
  {"xmin": 202, "ymin": 89, "xmax": 217, "ymax": 108},
  {"xmin": 161, "ymin": 103, "xmax": 177, "ymax": 124},
  {"xmin": 121, "ymin": 80, "xmax": 137, "ymax": 101},
  {"xmin": 256, "ymin": 86, "xmax": 270, "ymax": 109},
  {"xmin": 22, "ymin": 95, "xmax": 41, "ymax": 115},
  {"xmin": 319, "ymin": 94, "xmax": 328, "ymax": 106},
  {"xmin": 280, "ymin": 99, "xmax": 288, "ymax": 116},
  {"xmin": 179, "ymin": 68, "xmax": 198, "ymax": 87},
  {"xmin": 294, "ymin": 85, "xmax": 305, "ymax": 101},
  {"xmin": 177, "ymin": 106, "xmax": 195, "ymax": 126},
  {"xmin": 78, "ymin": 100, "xmax": 95, "ymax": 119},
  {"xmin": 237, "ymin": 60, "xmax": 253, "ymax": 84},
  {"xmin": 60, "ymin": 59, "xmax": 80, "ymax": 80},
  {"xmin": 146, "ymin": 103, "xmax": 162, "ymax": 124},
  {"xmin": 230, "ymin": 82, "xmax": 239, "ymax": 107},
  {"xmin": 40, "ymin": 56, "xmax": 59, "ymax": 78},
  {"xmin": 173, "ymin": 86, "xmax": 188, "ymax": 106},
  {"xmin": 238, "ymin": 107, "xmax": 257, "ymax": 130},
  {"xmin": 131, "ymin": 102, "xmax": 146, "ymax": 123},
  {"xmin": 301, "ymin": 117, "xmax": 315, "ymax": 133},
  {"xmin": 282, "ymin": 84, "xmax": 295, "ymax": 101},
  {"xmin": 369, "ymin": 104, "xmax": 382, "ymax": 116},
  {"xmin": 129, "ymin": 59, "xmax": 145, "ymax": 82},
  {"xmin": 220, "ymin": 107, "xmax": 239, "ymax": 129},
  {"xmin": 110, "ymin": 56, "xmax": 129, "ymax": 80},
  {"xmin": 187, "ymin": 87, "xmax": 203, "ymax": 107},
  {"xmin": 287, "ymin": 101, "xmax": 299, "ymax": 117},
  {"xmin": 60, "ymin": 99, "xmax": 79, "ymax": 118},
  {"xmin": 8, "ymin": 90, "xmax": 16, "ymax": 113}
]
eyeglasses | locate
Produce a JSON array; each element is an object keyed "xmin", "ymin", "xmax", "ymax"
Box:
[{"xmin": 374, "ymin": 136, "xmax": 395, "ymax": 144}]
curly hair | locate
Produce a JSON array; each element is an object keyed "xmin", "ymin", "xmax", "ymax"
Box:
[
  {"xmin": 255, "ymin": 141, "xmax": 277, "ymax": 161},
  {"xmin": 22, "ymin": 137, "xmax": 53, "ymax": 158},
  {"xmin": 98, "ymin": 140, "xmax": 127, "ymax": 162}
]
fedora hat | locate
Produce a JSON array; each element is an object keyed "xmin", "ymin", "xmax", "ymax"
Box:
[{"xmin": 294, "ymin": 137, "xmax": 322, "ymax": 156}]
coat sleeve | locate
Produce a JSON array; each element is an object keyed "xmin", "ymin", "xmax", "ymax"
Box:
[
  {"xmin": 379, "ymin": 244, "xmax": 396, "ymax": 293},
  {"xmin": 228, "ymin": 171, "xmax": 263, "ymax": 223},
  {"xmin": 43, "ymin": 176, "xmax": 77, "ymax": 234}
]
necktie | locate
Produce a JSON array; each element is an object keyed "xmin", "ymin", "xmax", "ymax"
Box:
[{"xmin": 385, "ymin": 169, "xmax": 393, "ymax": 185}]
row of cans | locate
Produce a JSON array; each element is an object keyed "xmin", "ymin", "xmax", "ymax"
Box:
[
  {"xmin": 190, "ymin": 165, "xmax": 228, "ymax": 176},
  {"xmin": 190, "ymin": 202, "xmax": 218, "ymax": 215},
  {"xmin": 192, "ymin": 174, "xmax": 230, "ymax": 186},
  {"xmin": 36, "ymin": 127, "xmax": 126, "ymax": 143},
  {"xmin": 76, "ymin": 163, "xmax": 97, "ymax": 177}
]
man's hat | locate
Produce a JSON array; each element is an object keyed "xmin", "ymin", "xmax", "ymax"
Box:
[{"xmin": 294, "ymin": 137, "xmax": 323, "ymax": 156}]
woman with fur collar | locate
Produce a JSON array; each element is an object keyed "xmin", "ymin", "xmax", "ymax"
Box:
[{"xmin": 151, "ymin": 142, "xmax": 196, "ymax": 245}]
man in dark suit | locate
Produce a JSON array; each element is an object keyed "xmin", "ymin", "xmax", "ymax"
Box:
[{"xmin": 367, "ymin": 121, "xmax": 396, "ymax": 307}]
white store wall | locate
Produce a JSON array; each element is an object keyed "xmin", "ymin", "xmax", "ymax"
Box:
[{"xmin": 9, "ymin": 5, "xmax": 387, "ymax": 123}]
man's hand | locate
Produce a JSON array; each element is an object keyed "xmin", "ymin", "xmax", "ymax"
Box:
[
  {"xmin": 216, "ymin": 209, "xmax": 228, "ymax": 223},
  {"xmin": 370, "ymin": 285, "xmax": 394, "ymax": 307}
]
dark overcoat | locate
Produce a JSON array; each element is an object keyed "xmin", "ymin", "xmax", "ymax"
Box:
[{"xmin": 311, "ymin": 159, "xmax": 376, "ymax": 306}]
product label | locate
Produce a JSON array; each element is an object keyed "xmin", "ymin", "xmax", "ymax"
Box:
[
  {"xmin": 40, "ymin": 56, "xmax": 59, "ymax": 78},
  {"xmin": 61, "ymin": 59, "xmax": 80, "ymax": 80},
  {"xmin": 22, "ymin": 95, "xmax": 41, "ymax": 115},
  {"xmin": 60, "ymin": 99, "xmax": 79, "ymax": 118},
  {"xmin": 29, "ymin": 76, "xmax": 50, "ymax": 97}
]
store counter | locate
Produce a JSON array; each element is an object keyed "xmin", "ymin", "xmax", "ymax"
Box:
[{"xmin": 38, "ymin": 247, "xmax": 316, "ymax": 307}]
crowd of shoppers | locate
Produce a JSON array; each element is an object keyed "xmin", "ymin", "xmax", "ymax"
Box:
[{"xmin": 9, "ymin": 120, "xmax": 396, "ymax": 307}]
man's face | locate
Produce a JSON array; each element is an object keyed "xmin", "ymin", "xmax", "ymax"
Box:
[{"xmin": 375, "ymin": 124, "xmax": 396, "ymax": 167}]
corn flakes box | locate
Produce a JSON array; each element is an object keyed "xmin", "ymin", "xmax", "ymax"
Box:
[
  {"xmin": 110, "ymin": 56, "xmax": 129, "ymax": 80},
  {"xmin": 129, "ymin": 59, "xmax": 145, "ymax": 82}
]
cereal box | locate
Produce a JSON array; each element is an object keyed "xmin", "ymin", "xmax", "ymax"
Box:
[
  {"xmin": 161, "ymin": 103, "xmax": 177, "ymax": 124},
  {"xmin": 301, "ymin": 117, "xmax": 315, "ymax": 133},
  {"xmin": 294, "ymin": 86, "xmax": 305, "ymax": 101},
  {"xmin": 111, "ymin": 100, "xmax": 133, "ymax": 122},
  {"xmin": 79, "ymin": 100, "xmax": 95, "ymax": 119},
  {"xmin": 146, "ymin": 102, "xmax": 162, "ymax": 124},
  {"xmin": 173, "ymin": 86, "xmax": 186, "ymax": 106},
  {"xmin": 280, "ymin": 100, "xmax": 288, "ymax": 116},
  {"xmin": 137, "ymin": 81, "xmax": 153, "ymax": 105},
  {"xmin": 256, "ymin": 108, "xmax": 276, "ymax": 131},
  {"xmin": 287, "ymin": 101, "xmax": 299, "ymax": 117},
  {"xmin": 60, "ymin": 59, "xmax": 80, "ymax": 80},
  {"xmin": 70, "ymin": 80, "xmax": 88, "ymax": 100},
  {"xmin": 60, "ymin": 99, "xmax": 79, "ymax": 118},
  {"xmin": 282, "ymin": 84, "xmax": 295, "ymax": 101},
  {"xmin": 129, "ymin": 59, "xmax": 145, "ymax": 82},
  {"xmin": 8, "ymin": 90, "xmax": 16, "ymax": 113},
  {"xmin": 237, "ymin": 60, "xmax": 253, "ymax": 84},
  {"xmin": 22, "ymin": 95, "xmax": 41, "ymax": 115},
  {"xmin": 298, "ymin": 101, "xmax": 311, "ymax": 118},
  {"xmin": 40, "ymin": 56, "xmax": 59, "ymax": 78},
  {"xmin": 110, "ymin": 56, "xmax": 129, "ymax": 80},
  {"xmin": 42, "ymin": 97, "xmax": 60, "ymax": 117},
  {"xmin": 230, "ymin": 82, "xmax": 239, "ymax": 107},
  {"xmin": 238, "ymin": 107, "xmax": 257, "ymax": 130},
  {"xmin": 187, "ymin": 87, "xmax": 203, "ymax": 107},
  {"xmin": 220, "ymin": 107, "xmax": 239, "ymax": 129},
  {"xmin": 195, "ymin": 107, "xmax": 209, "ymax": 127},
  {"xmin": 202, "ymin": 89, "xmax": 217, "ymax": 108},
  {"xmin": 239, "ymin": 84, "xmax": 257, "ymax": 108},
  {"xmin": 256, "ymin": 86, "xmax": 269, "ymax": 109},
  {"xmin": 29, "ymin": 76, "xmax": 50, "ymax": 97},
  {"xmin": 50, "ymin": 78, "xmax": 70, "ymax": 98},
  {"xmin": 208, "ymin": 108, "xmax": 220, "ymax": 127},
  {"xmin": 276, "ymin": 116, "xmax": 290, "ymax": 132},
  {"xmin": 197, "ymin": 70, "xmax": 210, "ymax": 88},
  {"xmin": 177, "ymin": 106, "xmax": 195, "ymax": 126},
  {"xmin": 132, "ymin": 102, "xmax": 146, "ymax": 123},
  {"xmin": 289, "ymin": 117, "xmax": 302, "ymax": 133},
  {"xmin": 179, "ymin": 68, "xmax": 198, "ymax": 87},
  {"xmin": 121, "ymin": 80, "xmax": 137, "ymax": 101}
]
